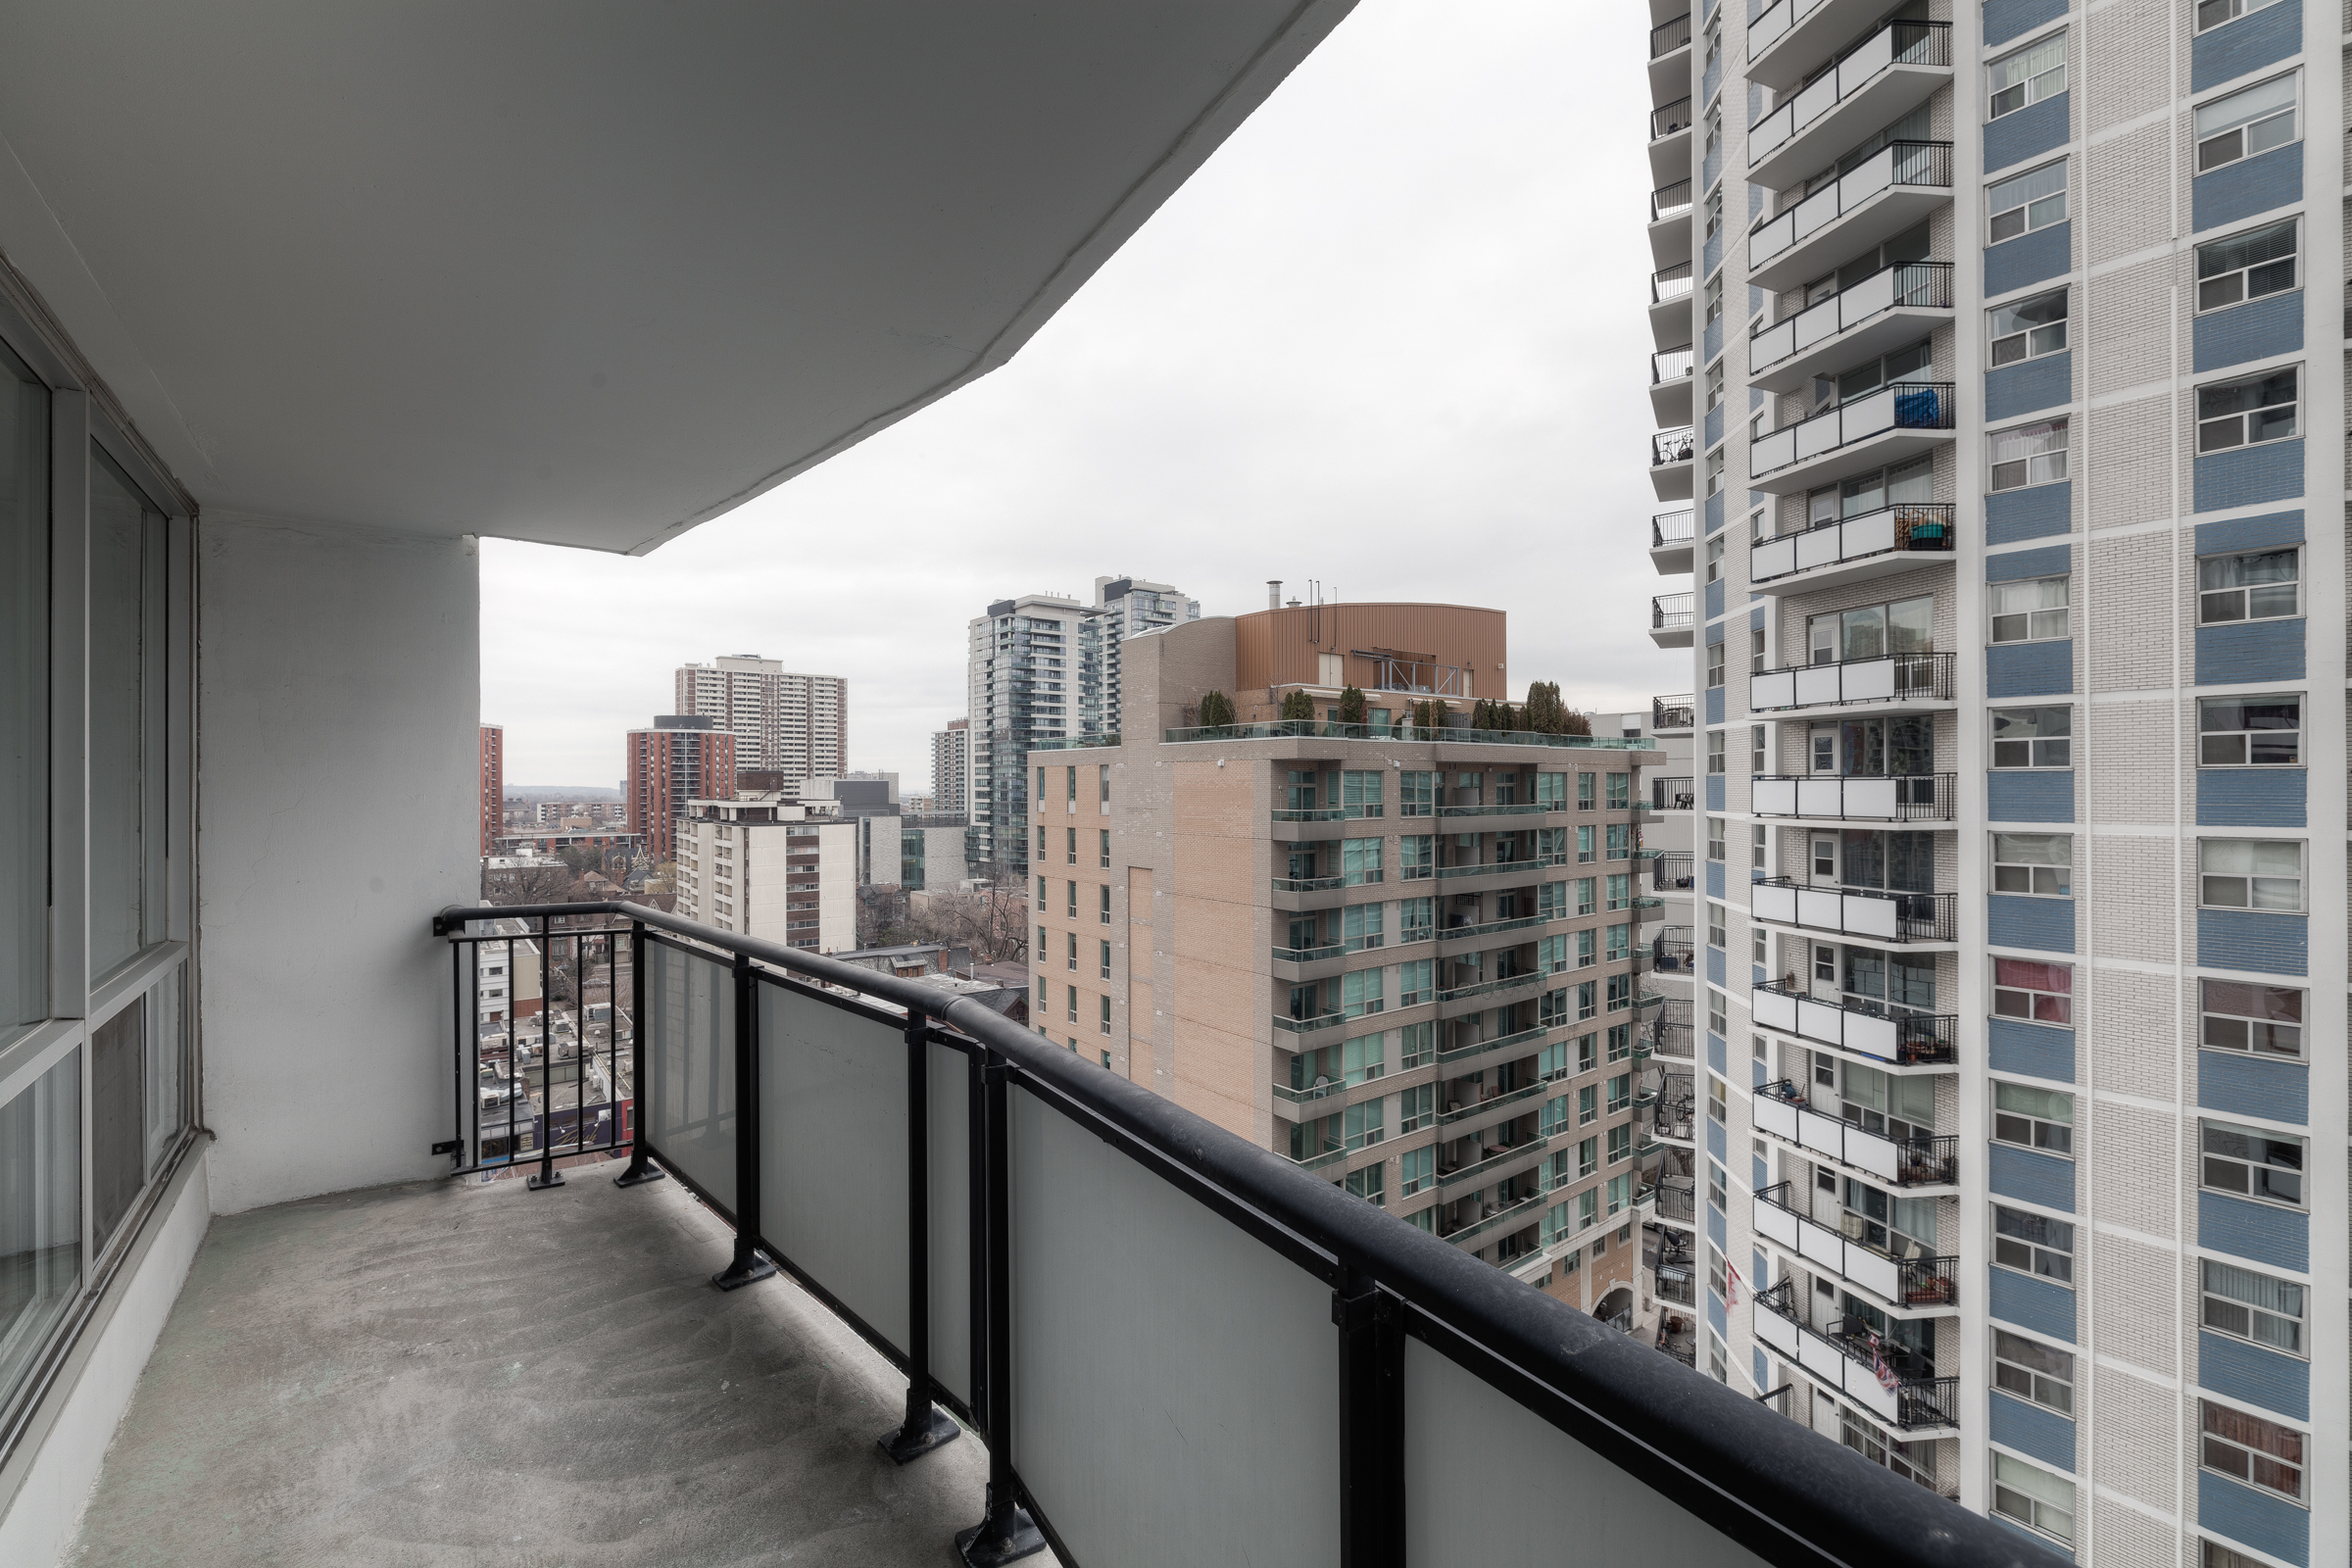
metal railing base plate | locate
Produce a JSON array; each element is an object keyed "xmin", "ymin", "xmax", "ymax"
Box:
[
  {"xmin": 612, "ymin": 1158, "xmax": 667, "ymax": 1189},
  {"xmin": 877, "ymin": 1403, "xmax": 962, "ymax": 1466},
  {"xmin": 711, "ymin": 1251, "xmax": 779, "ymax": 1292},
  {"xmin": 956, "ymin": 1506, "xmax": 1046, "ymax": 1567},
  {"xmin": 525, "ymin": 1170, "xmax": 565, "ymax": 1192}
]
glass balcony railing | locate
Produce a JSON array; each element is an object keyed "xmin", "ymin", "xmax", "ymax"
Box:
[
  {"xmin": 1749, "ymin": 263, "xmax": 1953, "ymax": 381},
  {"xmin": 1163, "ymin": 721, "xmax": 1656, "ymax": 752},
  {"xmin": 1750, "ymin": 382, "xmax": 1953, "ymax": 479},
  {"xmin": 1750, "ymin": 877, "xmax": 1956, "ymax": 943},
  {"xmin": 1751, "ymin": 980, "xmax": 1957, "ymax": 1066},
  {"xmin": 1749, "ymin": 651, "xmax": 1953, "ymax": 710},
  {"xmin": 1651, "ymin": 509, "xmax": 1695, "ymax": 549},
  {"xmin": 1752, "ymin": 1281, "xmax": 1960, "ymax": 1432},
  {"xmin": 1747, "ymin": 142, "xmax": 1952, "ymax": 276},
  {"xmin": 1753, "ymin": 1081, "xmax": 1959, "ymax": 1188},
  {"xmin": 1749, "ymin": 772, "xmax": 1954, "ymax": 822},
  {"xmin": 1751, "ymin": 501, "xmax": 1954, "ymax": 584},
  {"xmin": 1747, "ymin": 23, "xmax": 1951, "ymax": 172}
]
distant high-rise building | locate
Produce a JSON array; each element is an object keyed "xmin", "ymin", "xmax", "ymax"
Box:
[
  {"xmin": 672, "ymin": 794, "xmax": 858, "ymax": 952},
  {"xmin": 624, "ymin": 715, "xmax": 735, "ymax": 863},
  {"xmin": 477, "ymin": 724, "xmax": 504, "ymax": 857},
  {"xmin": 930, "ymin": 719, "xmax": 970, "ymax": 817},
  {"xmin": 966, "ymin": 575, "xmax": 1197, "ymax": 871},
  {"xmin": 672, "ymin": 654, "xmax": 846, "ymax": 786}
]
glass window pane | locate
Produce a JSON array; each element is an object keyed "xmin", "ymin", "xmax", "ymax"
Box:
[
  {"xmin": 88, "ymin": 452, "xmax": 166, "ymax": 979},
  {"xmin": 0, "ymin": 1049, "xmax": 83, "ymax": 1415},
  {"xmin": 0, "ymin": 345, "xmax": 47, "ymax": 1033}
]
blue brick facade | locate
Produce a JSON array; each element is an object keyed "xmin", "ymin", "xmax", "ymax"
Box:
[
  {"xmin": 2197, "ymin": 1469, "xmax": 2308, "ymax": 1568},
  {"xmin": 2194, "ymin": 507, "xmax": 2302, "ymax": 556},
  {"xmin": 1705, "ymin": 774, "xmax": 1724, "ymax": 811},
  {"xmin": 1984, "ymin": 0, "xmax": 2070, "ymax": 46},
  {"xmin": 1985, "ymin": 93, "xmax": 2070, "ymax": 174},
  {"xmin": 1986, "ymin": 542, "xmax": 2072, "ymax": 581},
  {"xmin": 1704, "ymin": 579, "xmax": 1724, "ymax": 619},
  {"xmin": 1989, "ymin": 1390, "xmax": 2077, "ymax": 1470},
  {"xmin": 1985, "ymin": 479, "xmax": 2071, "ymax": 544},
  {"xmin": 2190, "ymin": 0, "xmax": 2302, "ymax": 91},
  {"xmin": 1706, "ymin": 1117, "xmax": 1726, "ymax": 1162},
  {"xmin": 1703, "ymin": 229, "xmax": 1723, "ymax": 283},
  {"xmin": 1704, "ymin": 403, "xmax": 1724, "ymax": 451},
  {"xmin": 2199, "ymin": 1329, "xmax": 2310, "ymax": 1422},
  {"xmin": 2195, "ymin": 766, "xmax": 2306, "ymax": 828},
  {"xmin": 1989, "ymin": 1017, "xmax": 2075, "ymax": 1082},
  {"xmin": 1988, "ymin": 769, "xmax": 2075, "ymax": 822},
  {"xmin": 1707, "ymin": 1200, "xmax": 1726, "ymax": 1248},
  {"xmin": 2194, "ymin": 619, "xmax": 2305, "ymax": 686},
  {"xmin": 1705, "ymin": 945, "xmax": 1725, "ymax": 986},
  {"xmin": 1707, "ymin": 1289, "xmax": 1728, "ymax": 1338},
  {"xmin": 1985, "ymin": 351, "xmax": 2070, "ymax": 420},
  {"xmin": 1704, "ymin": 489, "xmax": 1724, "ymax": 534},
  {"xmin": 1707, "ymin": 1032, "xmax": 1727, "ymax": 1075},
  {"xmin": 2192, "ymin": 141, "xmax": 2302, "ymax": 233},
  {"xmin": 2197, "ymin": 908, "xmax": 2307, "ymax": 977},
  {"xmin": 2192, "ymin": 288, "xmax": 2303, "ymax": 373},
  {"xmin": 1989, "ymin": 1266, "xmax": 2076, "ymax": 1341},
  {"xmin": 2198, "ymin": 1051, "xmax": 2308, "ymax": 1125},
  {"xmin": 1987, "ymin": 640, "xmax": 2073, "ymax": 697},
  {"xmin": 1989, "ymin": 894, "xmax": 2076, "ymax": 954},
  {"xmin": 1989, "ymin": 1144, "xmax": 2077, "ymax": 1212},
  {"xmin": 1705, "ymin": 686, "xmax": 1724, "ymax": 725},
  {"xmin": 1985, "ymin": 221, "xmax": 2070, "ymax": 297},
  {"xmin": 1705, "ymin": 858, "xmax": 1724, "ymax": 897},
  {"xmin": 2194, "ymin": 438, "xmax": 2304, "ymax": 513},
  {"xmin": 2198, "ymin": 1189, "xmax": 2308, "ymax": 1272}
]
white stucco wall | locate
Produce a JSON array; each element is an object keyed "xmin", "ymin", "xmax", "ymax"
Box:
[{"xmin": 197, "ymin": 514, "xmax": 477, "ymax": 1213}]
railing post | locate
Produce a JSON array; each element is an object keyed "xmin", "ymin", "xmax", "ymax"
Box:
[
  {"xmin": 711, "ymin": 949, "xmax": 775, "ymax": 1290},
  {"xmin": 528, "ymin": 914, "xmax": 564, "ymax": 1190},
  {"xmin": 880, "ymin": 1004, "xmax": 959, "ymax": 1464},
  {"xmin": 956, "ymin": 1052, "xmax": 1042, "ymax": 1566},
  {"xmin": 615, "ymin": 918, "xmax": 665, "ymax": 1188},
  {"xmin": 1335, "ymin": 1267, "xmax": 1406, "ymax": 1567}
]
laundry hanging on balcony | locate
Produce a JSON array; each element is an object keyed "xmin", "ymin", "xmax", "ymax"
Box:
[{"xmin": 1893, "ymin": 383, "xmax": 1945, "ymax": 426}]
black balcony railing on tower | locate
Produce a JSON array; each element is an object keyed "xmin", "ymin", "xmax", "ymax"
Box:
[
  {"xmin": 1652, "ymin": 851, "xmax": 1695, "ymax": 892},
  {"xmin": 1651, "ymin": 96, "xmax": 1693, "ymax": 139},
  {"xmin": 1652, "ymin": 346, "xmax": 1695, "ymax": 384},
  {"xmin": 1652, "ymin": 262, "xmax": 1693, "ymax": 304},
  {"xmin": 1651, "ymin": 510, "xmax": 1695, "ymax": 550},
  {"xmin": 1651, "ymin": 695, "xmax": 1695, "ymax": 731},
  {"xmin": 430, "ymin": 901, "xmax": 2044, "ymax": 1568},
  {"xmin": 1649, "ymin": 11, "xmax": 1693, "ymax": 56},
  {"xmin": 1652, "ymin": 596, "xmax": 1694, "ymax": 633},
  {"xmin": 1650, "ymin": 926, "xmax": 1696, "ymax": 976},
  {"xmin": 1652, "ymin": 179, "xmax": 1693, "ymax": 222},
  {"xmin": 1652, "ymin": 427, "xmax": 1695, "ymax": 466},
  {"xmin": 1649, "ymin": 775, "xmax": 1696, "ymax": 810}
]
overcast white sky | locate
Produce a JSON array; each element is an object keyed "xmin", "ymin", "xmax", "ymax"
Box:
[{"xmin": 482, "ymin": 0, "xmax": 1681, "ymax": 791}]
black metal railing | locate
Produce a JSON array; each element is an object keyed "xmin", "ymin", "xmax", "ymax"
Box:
[
  {"xmin": 432, "ymin": 901, "xmax": 2035, "ymax": 1567},
  {"xmin": 1652, "ymin": 346, "xmax": 1695, "ymax": 384},
  {"xmin": 1652, "ymin": 852, "xmax": 1695, "ymax": 892},
  {"xmin": 1652, "ymin": 262, "xmax": 1693, "ymax": 304},
  {"xmin": 1654, "ymin": 1180, "xmax": 1696, "ymax": 1223},
  {"xmin": 1651, "ymin": 695, "xmax": 1695, "ymax": 731},
  {"xmin": 1652, "ymin": 178, "xmax": 1694, "ymax": 221},
  {"xmin": 1649, "ymin": 775, "xmax": 1696, "ymax": 809},
  {"xmin": 1748, "ymin": 772, "xmax": 1956, "ymax": 822},
  {"xmin": 1650, "ymin": 927, "xmax": 1696, "ymax": 975},
  {"xmin": 1651, "ymin": 96, "xmax": 1693, "ymax": 139},
  {"xmin": 1650, "ymin": 11, "xmax": 1693, "ymax": 56},
  {"xmin": 1648, "ymin": 1020, "xmax": 1695, "ymax": 1060},
  {"xmin": 1750, "ymin": 877, "xmax": 1957, "ymax": 943},
  {"xmin": 1652, "ymin": 427, "xmax": 1695, "ymax": 466},
  {"xmin": 1749, "ymin": 651, "xmax": 1956, "ymax": 710},
  {"xmin": 1752, "ymin": 979, "xmax": 1959, "ymax": 1066},
  {"xmin": 1651, "ymin": 510, "xmax": 1694, "ymax": 550},
  {"xmin": 1748, "ymin": 503, "xmax": 1956, "ymax": 584},
  {"xmin": 1652, "ymin": 595, "xmax": 1693, "ymax": 632}
]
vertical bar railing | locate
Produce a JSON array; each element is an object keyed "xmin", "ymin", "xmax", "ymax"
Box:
[
  {"xmin": 880, "ymin": 1004, "xmax": 960, "ymax": 1462},
  {"xmin": 956, "ymin": 1050, "xmax": 1042, "ymax": 1565},
  {"xmin": 615, "ymin": 918, "xmax": 663, "ymax": 1188},
  {"xmin": 710, "ymin": 949, "xmax": 775, "ymax": 1289}
]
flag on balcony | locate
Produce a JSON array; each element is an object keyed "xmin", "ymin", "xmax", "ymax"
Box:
[{"xmin": 1724, "ymin": 1259, "xmax": 1741, "ymax": 1309}]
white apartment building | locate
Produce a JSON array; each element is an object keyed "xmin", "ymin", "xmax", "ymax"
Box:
[
  {"xmin": 671, "ymin": 795, "xmax": 858, "ymax": 952},
  {"xmin": 673, "ymin": 654, "xmax": 847, "ymax": 784},
  {"xmin": 967, "ymin": 577, "xmax": 1198, "ymax": 870},
  {"xmin": 1641, "ymin": 0, "xmax": 2344, "ymax": 1560}
]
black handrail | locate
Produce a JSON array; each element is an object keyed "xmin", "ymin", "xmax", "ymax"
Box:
[
  {"xmin": 1750, "ymin": 651, "xmax": 1956, "ymax": 708},
  {"xmin": 1650, "ymin": 775, "xmax": 1696, "ymax": 809},
  {"xmin": 1652, "ymin": 179, "xmax": 1694, "ymax": 221},
  {"xmin": 1749, "ymin": 263, "xmax": 1954, "ymax": 346},
  {"xmin": 1652, "ymin": 428, "xmax": 1695, "ymax": 466},
  {"xmin": 1653, "ymin": 346, "xmax": 1695, "ymax": 384},
  {"xmin": 1653, "ymin": 851, "xmax": 1695, "ymax": 892},
  {"xmin": 1651, "ymin": 511, "xmax": 1695, "ymax": 549},
  {"xmin": 1651, "ymin": 695, "xmax": 1695, "ymax": 731},
  {"xmin": 1651, "ymin": 96, "xmax": 1693, "ymax": 139},
  {"xmin": 1748, "ymin": 771, "xmax": 1957, "ymax": 822},
  {"xmin": 1652, "ymin": 595, "xmax": 1694, "ymax": 631},
  {"xmin": 1752, "ymin": 978, "xmax": 1959, "ymax": 1065},
  {"xmin": 1750, "ymin": 876, "xmax": 1956, "ymax": 942},
  {"xmin": 1649, "ymin": 12, "xmax": 1693, "ymax": 56},
  {"xmin": 433, "ymin": 900, "xmax": 2048, "ymax": 1568},
  {"xmin": 1749, "ymin": 504, "xmax": 1957, "ymax": 584},
  {"xmin": 1652, "ymin": 262, "xmax": 1694, "ymax": 303}
]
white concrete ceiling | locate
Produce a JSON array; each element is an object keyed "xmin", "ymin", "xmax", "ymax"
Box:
[{"xmin": 0, "ymin": 2, "xmax": 1350, "ymax": 553}]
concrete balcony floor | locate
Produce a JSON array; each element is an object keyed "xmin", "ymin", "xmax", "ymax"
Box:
[{"xmin": 67, "ymin": 1158, "xmax": 1019, "ymax": 1567}]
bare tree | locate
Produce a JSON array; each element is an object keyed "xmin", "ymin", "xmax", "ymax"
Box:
[
  {"xmin": 482, "ymin": 862, "xmax": 590, "ymax": 906},
  {"xmin": 909, "ymin": 881, "xmax": 1028, "ymax": 964}
]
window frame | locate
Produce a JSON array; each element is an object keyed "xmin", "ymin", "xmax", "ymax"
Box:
[
  {"xmin": 2192, "ymin": 72, "xmax": 2301, "ymax": 174},
  {"xmin": 2197, "ymin": 836, "xmax": 2304, "ymax": 911},
  {"xmin": 1986, "ymin": 30, "xmax": 2066, "ymax": 121},
  {"xmin": 1992, "ymin": 956, "xmax": 2073, "ymax": 1026},
  {"xmin": 2195, "ymin": 0, "xmax": 2287, "ymax": 30},
  {"xmin": 1986, "ymin": 158, "xmax": 2067, "ymax": 245},
  {"xmin": 2199, "ymin": 1256, "xmax": 2305, "ymax": 1356},
  {"xmin": 2199, "ymin": 1398, "xmax": 2305, "ymax": 1503},
  {"xmin": 1992, "ymin": 1202, "xmax": 2076, "ymax": 1285},
  {"xmin": 2195, "ymin": 365, "xmax": 2299, "ymax": 454},
  {"xmin": 2198, "ymin": 977, "xmax": 2303, "ymax": 1061},
  {"xmin": 1988, "ymin": 574, "xmax": 2069, "ymax": 644},
  {"xmin": 1991, "ymin": 1080, "xmax": 2074, "ymax": 1156},
  {"xmin": 1988, "ymin": 416, "xmax": 2069, "ymax": 492},
  {"xmin": 2196, "ymin": 544, "xmax": 2300, "ymax": 625},
  {"xmin": 2199, "ymin": 1117, "xmax": 2305, "ymax": 1209},
  {"xmin": 2194, "ymin": 218, "xmax": 2298, "ymax": 314},
  {"xmin": 1987, "ymin": 286, "xmax": 2068, "ymax": 368},
  {"xmin": 2197, "ymin": 693, "xmax": 2301, "ymax": 768},
  {"xmin": 1991, "ymin": 833, "xmax": 2072, "ymax": 899},
  {"xmin": 1992, "ymin": 1328, "xmax": 2076, "ymax": 1415},
  {"xmin": 1989, "ymin": 706, "xmax": 2072, "ymax": 769}
]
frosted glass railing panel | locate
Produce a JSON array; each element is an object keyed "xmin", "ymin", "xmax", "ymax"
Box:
[
  {"xmin": 757, "ymin": 981, "xmax": 973, "ymax": 1405},
  {"xmin": 643, "ymin": 940, "xmax": 736, "ymax": 1211},
  {"xmin": 1403, "ymin": 1340, "xmax": 1775, "ymax": 1567},
  {"xmin": 1006, "ymin": 1085, "xmax": 1340, "ymax": 1568}
]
